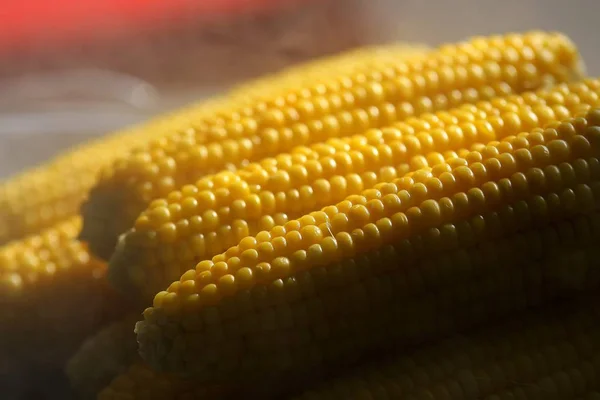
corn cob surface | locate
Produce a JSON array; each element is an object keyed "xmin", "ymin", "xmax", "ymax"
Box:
[
  {"xmin": 0, "ymin": 217, "xmax": 126, "ymax": 372},
  {"xmin": 65, "ymin": 315, "xmax": 140, "ymax": 399},
  {"xmin": 134, "ymin": 108, "xmax": 600, "ymax": 396},
  {"xmin": 293, "ymin": 295, "xmax": 600, "ymax": 400},
  {"xmin": 109, "ymin": 78, "xmax": 600, "ymax": 302},
  {"xmin": 100, "ymin": 295, "xmax": 600, "ymax": 400},
  {"xmin": 79, "ymin": 43, "xmax": 432, "ymax": 261},
  {"xmin": 81, "ymin": 31, "xmax": 584, "ymax": 261}
]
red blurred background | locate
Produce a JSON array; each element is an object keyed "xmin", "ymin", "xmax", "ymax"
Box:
[{"xmin": 1, "ymin": 0, "xmax": 292, "ymax": 49}]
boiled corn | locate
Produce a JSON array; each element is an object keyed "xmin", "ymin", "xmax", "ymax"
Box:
[
  {"xmin": 110, "ymin": 78, "xmax": 600, "ymax": 301},
  {"xmin": 293, "ymin": 296, "xmax": 600, "ymax": 400},
  {"xmin": 78, "ymin": 44, "xmax": 433, "ymax": 261},
  {"xmin": 135, "ymin": 109, "xmax": 600, "ymax": 395},
  {"xmin": 0, "ymin": 217, "xmax": 125, "ymax": 371},
  {"xmin": 81, "ymin": 31, "xmax": 583, "ymax": 261}
]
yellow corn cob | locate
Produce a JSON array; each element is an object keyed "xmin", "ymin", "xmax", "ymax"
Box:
[
  {"xmin": 293, "ymin": 296, "xmax": 600, "ymax": 400},
  {"xmin": 0, "ymin": 217, "xmax": 125, "ymax": 371},
  {"xmin": 135, "ymin": 109, "xmax": 600, "ymax": 395},
  {"xmin": 81, "ymin": 31, "xmax": 584, "ymax": 261},
  {"xmin": 109, "ymin": 79, "xmax": 600, "ymax": 301},
  {"xmin": 65, "ymin": 315, "xmax": 139, "ymax": 399}
]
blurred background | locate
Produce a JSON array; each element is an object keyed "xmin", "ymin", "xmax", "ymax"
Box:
[{"xmin": 1, "ymin": 0, "xmax": 599, "ymax": 179}]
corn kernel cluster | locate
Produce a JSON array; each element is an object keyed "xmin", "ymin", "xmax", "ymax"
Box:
[
  {"xmin": 4, "ymin": 31, "xmax": 600, "ymax": 400},
  {"xmin": 111, "ymin": 79, "xmax": 600, "ymax": 301},
  {"xmin": 80, "ymin": 31, "xmax": 582, "ymax": 261}
]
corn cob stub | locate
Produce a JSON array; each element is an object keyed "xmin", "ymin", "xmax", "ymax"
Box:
[
  {"xmin": 0, "ymin": 217, "xmax": 126, "ymax": 370},
  {"xmin": 109, "ymin": 79, "xmax": 600, "ymax": 301},
  {"xmin": 135, "ymin": 109, "xmax": 600, "ymax": 392},
  {"xmin": 81, "ymin": 31, "xmax": 584, "ymax": 261},
  {"xmin": 293, "ymin": 296, "xmax": 600, "ymax": 400}
]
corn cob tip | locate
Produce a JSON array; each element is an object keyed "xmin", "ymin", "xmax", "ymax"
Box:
[
  {"xmin": 106, "ymin": 233, "xmax": 148, "ymax": 301},
  {"xmin": 79, "ymin": 188, "xmax": 129, "ymax": 260}
]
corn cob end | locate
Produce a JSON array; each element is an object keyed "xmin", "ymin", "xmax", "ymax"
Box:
[
  {"xmin": 106, "ymin": 232, "xmax": 151, "ymax": 301},
  {"xmin": 79, "ymin": 187, "xmax": 136, "ymax": 260}
]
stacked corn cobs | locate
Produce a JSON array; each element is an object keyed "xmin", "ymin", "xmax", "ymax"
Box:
[{"xmin": 4, "ymin": 31, "xmax": 600, "ymax": 400}]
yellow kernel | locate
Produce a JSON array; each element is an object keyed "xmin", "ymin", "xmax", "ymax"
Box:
[
  {"xmin": 135, "ymin": 215, "xmax": 152, "ymax": 231},
  {"xmin": 179, "ymin": 280, "xmax": 196, "ymax": 296},
  {"xmin": 285, "ymin": 230, "xmax": 304, "ymax": 252},
  {"xmin": 153, "ymin": 291, "xmax": 168, "ymax": 308},
  {"xmin": 195, "ymin": 271, "xmax": 213, "ymax": 286},
  {"xmin": 157, "ymin": 223, "xmax": 177, "ymax": 243},
  {"xmin": 196, "ymin": 260, "xmax": 213, "ymax": 273},
  {"xmin": 217, "ymin": 275, "xmax": 237, "ymax": 296},
  {"xmin": 148, "ymin": 207, "xmax": 171, "ymax": 226},
  {"xmin": 240, "ymin": 249, "xmax": 259, "ymax": 266},
  {"xmin": 197, "ymin": 191, "xmax": 216, "ymax": 209},
  {"xmin": 239, "ymin": 236, "xmax": 257, "ymax": 250},
  {"xmin": 271, "ymin": 257, "xmax": 292, "ymax": 279},
  {"xmin": 254, "ymin": 262, "xmax": 272, "ymax": 279},
  {"xmin": 235, "ymin": 267, "xmax": 254, "ymax": 288},
  {"xmin": 300, "ymin": 225, "xmax": 324, "ymax": 245},
  {"xmin": 348, "ymin": 204, "xmax": 371, "ymax": 226},
  {"xmin": 212, "ymin": 261, "xmax": 229, "ymax": 277},
  {"xmin": 199, "ymin": 284, "xmax": 221, "ymax": 305}
]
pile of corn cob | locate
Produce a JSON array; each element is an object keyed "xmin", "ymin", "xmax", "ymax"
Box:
[{"xmin": 3, "ymin": 31, "xmax": 600, "ymax": 399}]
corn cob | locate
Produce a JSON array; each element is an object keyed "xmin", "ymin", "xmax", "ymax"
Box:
[
  {"xmin": 81, "ymin": 31, "xmax": 584, "ymax": 261},
  {"xmin": 66, "ymin": 315, "xmax": 140, "ymax": 399},
  {"xmin": 293, "ymin": 296, "xmax": 600, "ymax": 400},
  {"xmin": 0, "ymin": 217, "xmax": 125, "ymax": 370},
  {"xmin": 135, "ymin": 108, "xmax": 600, "ymax": 395},
  {"xmin": 109, "ymin": 79, "xmax": 600, "ymax": 301}
]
